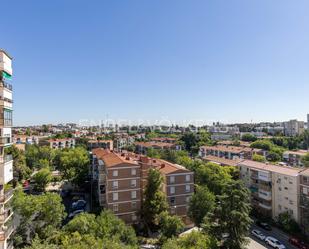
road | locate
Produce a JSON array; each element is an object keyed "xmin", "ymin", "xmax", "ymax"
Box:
[{"xmin": 247, "ymin": 224, "xmax": 298, "ymax": 249}]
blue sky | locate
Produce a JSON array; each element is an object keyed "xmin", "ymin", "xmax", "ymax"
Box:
[{"xmin": 2, "ymin": 0, "xmax": 309, "ymax": 126}]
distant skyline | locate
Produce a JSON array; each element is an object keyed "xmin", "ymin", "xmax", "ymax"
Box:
[{"xmin": 2, "ymin": 0, "xmax": 309, "ymax": 126}]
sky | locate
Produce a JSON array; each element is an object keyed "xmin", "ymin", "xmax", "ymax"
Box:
[{"xmin": 2, "ymin": 0, "xmax": 309, "ymax": 126}]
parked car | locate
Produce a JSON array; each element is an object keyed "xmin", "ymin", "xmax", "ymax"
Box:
[
  {"xmin": 265, "ymin": 236, "xmax": 286, "ymax": 249},
  {"xmin": 256, "ymin": 220, "xmax": 272, "ymax": 231},
  {"xmin": 288, "ymin": 237, "xmax": 309, "ymax": 249},
  {"xmin": 68, "ymin": 209, "xmax": 84, "ymax": 219},
  {"xmin": 71, "ymin": 200, "xmax": 87, "ymax": 210},
  {"xmin": 251, "ymin": 229, "xmax": 266, "ymax": 241}
]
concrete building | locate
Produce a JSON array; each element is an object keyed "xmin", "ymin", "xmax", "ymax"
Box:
[
  {"xmin": 299, "ymin": 169, "xmax": 309, "ymax": 235},
  {"xmin": 135, "ymin": 141, "xmax": 182, "ymax": 154},
  {"xmin": 0, "ymin": 49, "xmax": 14, "ymax": 249},
  {"xmin": 283, "ymin": 150, "xmax": 308, "ymax": 167},
  {"xmin": 91, "ymin": 149, "xmax": 194, "ymax": 225},
  {"xmin": 87, "ymin": 139, "xmax": 113, "ymax": 151},
  {"xmin": 238, "ymin": 160, "xmax": 301, "ymax": 223},
  {"xmin": 39, "ymin": 138, "xmax": 75, "ymax": 149},
  {"xmin": 199, "ymin": 145, "xmax": 265, "ymax": 161},
  {"xmin": 283, "ymin": 119, "xmax": 305, "ymax": 137}
]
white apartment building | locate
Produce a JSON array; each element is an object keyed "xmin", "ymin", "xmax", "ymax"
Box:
[
  {"xmin": 283, "ymin": 119, "xmax": 305, "ymax": 137},
  {"xmin": 238, "ymin": 160, "xmax": 301, "ymax": 223},
  {"xmin": 0, "ymin": 49, "xmax": 14, "ymax": 249}
]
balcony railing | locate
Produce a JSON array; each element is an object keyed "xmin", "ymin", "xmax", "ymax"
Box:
[
  {"xmin": 0, "ymin": 81, "xmax": 13, "ymax": 91},
  {"xmin": 0, "ymin": 189, "xmax": 13, "ymax": 203},
  {"xmin": 0, "ymin": 119, "xmax": 12, "ymax": 127},
  {"xmin": 0, "ymin": 137, "xmax": 11, "ymax": 145},
  {"xmin": 0, "ymin": 96, "xmax": 13, "ymax": 104},
  {"xmin": 0, "ymin": 223, "xmax": 14, "ymax": 241},
  {"xmin": 0, "ymin": 155, "xmax": 13, "ymax": 164},
  {"xmin": 0, "ymin": 209, "xmax": 13, "ymax": 223},
  {"xmin": 300, "ymin": 195, "xmax": 309, "ymax": 208}
]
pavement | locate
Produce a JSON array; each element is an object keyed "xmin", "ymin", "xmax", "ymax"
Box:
[{"xmin": 247, "ymin": 223, "xmax": 298, "ymax": 249}]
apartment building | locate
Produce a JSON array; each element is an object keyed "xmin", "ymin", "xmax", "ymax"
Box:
[
  {"xmin": 283, "ymin": 150, "xmax": 308, "ymax": 167},
  {"xmin": 283, "ymin": 119, "xmax": 305, "ymax": 137},
  {"xmin": 135, "ymin": 141, "xmax": 182, "ymax": 154},
  {"xmin": 87, "ymin": 139, "xmax": 113, "ymax": 151},
  {"xmin": 150, "ymin": 137, "xmax": 177, "ymax": 144},
  {"xmin": 299, "ymin": 169, "xmax": 309, "ymax": 235},
  {"xmin": 40, "ymin": 138, "xmax": 75, "ymax": 149},
  {"xmin": 0, "ymin": 49, "xmax": 14, "ymax": 249},
  {"xmin": 199, "ymin": 145, "xmax": 265, "ymax": 161},
  {"xmin": 91, "ymin": 149, "xmax": 194, "ymax": 225},
  {"xmin": 238, "ymin": 160, "xmax": 301, "ymax": 223}
]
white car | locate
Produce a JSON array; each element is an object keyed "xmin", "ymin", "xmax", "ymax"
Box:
[
  {"xmin": 265, "ymin": 236, "xmax": 286, "ymax": 249},
  {"xmin": 251, "ymin": 229, "xmax": 266, "ymax": 240},
  {"xmin": 68, "ymin": 209, "xmax": 84, "ymax": 219}
]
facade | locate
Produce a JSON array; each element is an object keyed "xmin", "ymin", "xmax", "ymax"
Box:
[
  {"xmin": 91, "ymin": 149, "xmax": 194, "ymax": 225},
  {"xmin": 283, "ymin": 119, "xmax": 305, "ymax": 137},
  {"xmin": 135, "ymin": 141, "xmax": 182, "ymax": 154},
  {"xmin": 0, "ymin": 49, "xmax": 14, "ymax": 249},
  {"xmin": 238, "ymin": 160, "xmax": 301, "ymax": 223},
  {"xmin": 299, "ymin": 169, "xmax": 309, "ymax": 235},
  {"xmin": 283, "ymin": 150, "xmax": 308, "ymax": 167},
  {"xmin": 40, "ymin": 138, "xmax": 75, "ymax": 149},
  {"xmin": 199, "ymin": 145, "xmax": 265, "ymax": 161},
  {"xmin": 87, "ymin": 140, "xmax": 113, "ymax": 151}
]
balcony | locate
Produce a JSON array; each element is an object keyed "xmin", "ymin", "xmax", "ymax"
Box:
[
  {"xmin": 0, "ymin": 81, "xmax": 12, "ymax": 91},
  {"xmin": 0, "ymin": 119, "xmax": 12, "ymax": 127},
  {"xmin": 300, "ymin": 195, "xmax": 309, "ymax": 208},
  {"xmin": 259, "ymin": 202, "xmax": 272, "ymax": 210},
  {"xmin": 0, "ymin": 223, "xmax": 14, "ymax": 241},
  {"xmin": 0, "ymin": 137, "xmax": 12, "ymax": 146},
  {"xmin": 0, "ymin": 63, "xmax": 12, "ymax": 76},
  {"xmin": 0, "ymin": 209, "xmax": 13, "ymax": 223},
  {"xmin": 258, "ymin": 190, "xmax": 272, "ymax": 201},
  {"xmin": 258, "ymin": 172, "xmax": 271, "ymax": 182},
  {"xmin": 0, "ymin": 96, "xmax": 13, "ymax": 109},
  {"xmin": 0, "ymin": 156, "xmax": 13, "ymax": 184},
  {"xmin": 0, "ymin": 189, "xmax": 13, "ymax": 204}
]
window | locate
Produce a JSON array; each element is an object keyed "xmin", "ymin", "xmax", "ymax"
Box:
[
  {"xmin": 112, "ymin": 181, "xmax": 118, "ymax": 189},
  {"xmin": 131, "ymin": 168, "xmax": 136, "ymax": 176},
  {"xmin": 284, "ymin": 187, "xmax": 288, "ymax": 190},
  {"xmin": 289, "ymin": 200, "xmax": 294, "ymax": 205},
  {"xmin": 100, "ymin": 185, "xmax": 105, "ymax": 194},
  {"xmin": 186, "ymin": 196, "xmax": 191, "ymax": 203},
  {"xmin": 170, "ymin": 197, "xmax": 176, "ymax": 205},
  {"xmin": 185, "ymin": 174, "xmax": 190, "ymax": 182},
  {"xmin": 170, "ymin": 207, "xmax": 176, "ymax": 214},
  {"xmin": 131, "ymin": 202, "xmax": 137, "ymax": 209},
  {"xmin": 303, "ymin": 187, "xmax": 308, "ymax": 195},
  {"xmin": 304, "ymin": 176, "xmax": 309, "ymax": 184},
  {"xmin": 170, "ymin": 176, "xmax": 175, "ymax": 184},
  {"xmin": 170, "ymin": 186, "xmax": 175, "ymax": 194},
  {"xmin": 113, "ymin": 170, "xmax": 118, "ymax": 177},
  {"xmin": 113, "ymin": 204, "xmax": 118, "ymax": 212},
  {"xmin": 131, "ymin": 214, "xmax": 137, "ymax": 221},
  {"xmin": 185, "ymin": 185, "xmax": 190, "ymax": 193},
  {"xmin": 131, "ymin": 179, "xmax": 137, "ymax": 187},
  {"xmin": 131, "ymin": 191, "xmax": 137, "ymax": 199},
  {"xmin": 113, "ymin": 193, "xmax": 118, "ymax": 201}
]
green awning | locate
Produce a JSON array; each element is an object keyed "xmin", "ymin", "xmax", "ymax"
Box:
[{"xmin": 2, "ymin": 71, "xmax": 12, "ymax": 80}]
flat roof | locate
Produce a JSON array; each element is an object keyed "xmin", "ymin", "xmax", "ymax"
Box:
[
  {"xmin": 238, "ymin": 160, "xmax": 303, "ymax": 176},
  {"xmin": 0, "ymin": 49, "xmax": 12, "ymax": 59}
]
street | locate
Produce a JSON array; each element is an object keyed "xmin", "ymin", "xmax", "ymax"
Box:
[{"xmin": 247, "ymin": 224, "xmax": 298, "ymax": 249}]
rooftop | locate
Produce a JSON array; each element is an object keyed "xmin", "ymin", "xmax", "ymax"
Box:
[{"xmin": 238, "ymin": 160, "xmax": 303, "ymax": 176}]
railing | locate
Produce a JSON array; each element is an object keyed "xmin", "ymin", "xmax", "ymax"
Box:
[
  {"xmin": 0, "ymin": 223, "xmax": 14, "ymax": 241},
  {"xmin": 0, "ymin": 96, "xmax": 13, "ymax": 104},
  {"xmin": 0, "ymin": 137, "xmax": 11, "ymax": 145},
  {"xmin": 300, "ymin": 195, "xmax": 309, "ymax": 208},
  {"xmin": 0, "ymin": 119, "xmax": 12, "ymax": 127},
  {"xmin": 0, "ymin": 155, "xmax": 13, "ymax": 164},
  {"xmin": 0, "ymin": 189, "xmax": 14, "ymax": 203},
  {"xmin": 0, "ymin": 209, "xmax": 13, "ymax": 222},
  {"xmin": 0, "ymin": 81, "xmax": 13, "ymax": 91}
]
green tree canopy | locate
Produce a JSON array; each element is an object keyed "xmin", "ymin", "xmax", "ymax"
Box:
[{"xmin": 32, "ymin": 168, "xmax": 52, "ymax": 192}]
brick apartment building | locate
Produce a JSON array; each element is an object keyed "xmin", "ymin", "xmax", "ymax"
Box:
[{"xmin": 91, "ymin": 149, "xmax": 194, "ymax": 225}]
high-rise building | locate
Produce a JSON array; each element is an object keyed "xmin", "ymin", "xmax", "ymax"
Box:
[
  {"xmin": 283, "ymin": 119, "xmax": 305, "ymax": 136},
  {"xmin": 0, "ymin": 49, "xmax": 14, "ymax": 249}
]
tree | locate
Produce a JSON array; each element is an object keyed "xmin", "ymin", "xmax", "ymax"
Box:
[
  {"xmin": 276, "ymin": 211, "xmax": 301, "ymax": 234},
  {"xmin": 13, "ymin": 190, "xmax": 66, "ymax": 245},
  {"xmin": 302, "ymin": 152, "xmax": 309, "ymax": 167},
  {"xmin": 162, "ymin": 231, "xmax": 218, "ymax": 249},
  {"xmin": 32, "ymin": 168, "xmax": 52, "ymax": 192},
  {"xmin": 188, "ymin": 186, "xmax": 215, "ymax": 226},
  {"xmin": 250, "ymin": 140, "xmax": 273, "ymax": 151},
  {"xmin": 58, "ymin": 147, "xmax": 90, "ymax": 186},
  {"xmin": 204, "ymin": 180, "xmax": 252, "ymax": 249},
  {"xmin": 142, "ymin": 168, "xmax": 168, "ymax": 229},
  {"xmin": 157, "ymin": 211, "xmax": 184, "ymax": 241},
  {"xmin": 252, "ymin": 154, "xmax": 266, "ymax": 163},
  {"xmin": 241, "ymin": 134, "xmax": 257, "ymax": 142}
]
